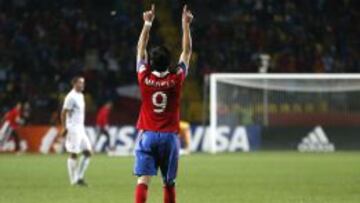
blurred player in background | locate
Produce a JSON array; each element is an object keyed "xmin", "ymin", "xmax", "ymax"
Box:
[
  {"xmin": 95, "ymin": 101, "xmax": 114, "ymax": 153},
  {"xmin": 179, "ymin": 121, "xmax": 191, "ymax": 155},
  {"xmin": 133, "ymin": 4, "xmax": 193, "ymax": 203},
  {"xmin": 61, "ymin": 76, "xmax": 92, "ymax": 186},
  {"xmin": 0, "ymin": 102, "xmax": 24, "ymax": 152}
]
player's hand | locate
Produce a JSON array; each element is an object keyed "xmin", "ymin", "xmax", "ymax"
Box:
[
  {"xmin": 143, "ymin": 4, "xmax": 155, "ymax": 23},
  {"xmin": 182, "ymin": 5, "xmax": 193, "ymax": 25},
  {"xmin": 60, "ymin": 128, "xmax": 68, "ymax": 137}
]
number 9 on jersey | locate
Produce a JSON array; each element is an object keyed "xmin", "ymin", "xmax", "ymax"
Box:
[{"xmin": 152, "ymin": 91, "xmax": 167, "ymax": 113}]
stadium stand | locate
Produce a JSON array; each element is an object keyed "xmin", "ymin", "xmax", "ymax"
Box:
[{"xmin": 0, "ymin": 0, "xmax": 358, "ymax": 124}]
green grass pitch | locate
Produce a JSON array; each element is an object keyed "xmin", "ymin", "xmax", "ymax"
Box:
[{"xmin": 0, "ymin": 152, "xmax": 359, "ymax": 203}]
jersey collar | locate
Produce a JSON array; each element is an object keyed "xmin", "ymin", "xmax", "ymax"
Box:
[{"xmin": 151, "ymin": 70, "xmax": 169, "ymax": 78}]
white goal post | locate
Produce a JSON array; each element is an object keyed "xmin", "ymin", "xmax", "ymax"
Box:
[{"xmin": 209, "ymin": 74, "xmax": 360, "ymax": 153}]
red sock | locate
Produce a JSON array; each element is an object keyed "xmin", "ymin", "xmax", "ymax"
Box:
[
  {"xmin": 135, "ymin": 184, "xmax": 148, "ymax": 203},
  {"xmin": 163, "ymin": 185, "xmax": 176, "ymax": 203}
]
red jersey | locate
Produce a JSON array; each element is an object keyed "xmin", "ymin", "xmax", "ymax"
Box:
[
  {"xmin": 96, "ymin": 106, "xmax": 110, "ymax": 128},
  {"xmin": 5, "ymin": 107, "xmax": 21, "ymax": 129},
  {"xmin": 136, "ymin": 61, "xmax": 187, "ymax": 133}
]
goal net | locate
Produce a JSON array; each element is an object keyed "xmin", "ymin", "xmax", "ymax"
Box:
[{"xmin": 209, "ymin": 74, "xmax": 360, "ymax": 153}]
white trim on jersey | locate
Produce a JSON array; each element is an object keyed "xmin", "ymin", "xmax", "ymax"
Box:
[
  {"xmin": 151, "ymin": 70, "xmax": 170, "ymax": 78},
  {"xmin": 138, "ymin": 64, "xmax": 147, "ymax": 73}
]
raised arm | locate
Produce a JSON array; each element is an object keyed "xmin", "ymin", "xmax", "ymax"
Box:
[
  {"xmin": 179, "ymin": 5, "xmax": 194, "ymax": 67},
  {"xmin": 137, "ymin": 4, "xmax": 155, "ymax": 64}
]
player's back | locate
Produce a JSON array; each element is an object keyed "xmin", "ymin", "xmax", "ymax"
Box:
[{"xmin": 137, "ymin": 63, "xmax": 187, "ymax": 133}]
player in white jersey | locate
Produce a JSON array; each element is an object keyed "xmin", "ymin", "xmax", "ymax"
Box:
[{"xmin": 61, "ymin": 76, "xmax": 92, "ymax": 186}]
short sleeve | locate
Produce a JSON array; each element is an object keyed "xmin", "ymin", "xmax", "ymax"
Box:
[
  {"xmin": 177, "ymin": 61, "xmax": 188, "ymax": 77},
  {"xmin": 63, "ymin": 95, "xmax": 74, "ymax": 110},
  {"xmin": 136, "ymin": 59, "xmax": 147, "ymax": 73}
]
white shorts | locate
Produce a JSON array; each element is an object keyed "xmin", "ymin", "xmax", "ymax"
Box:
[{"xmin": 65, "ymin": 127, "xmax": 92, "ymax": 154}]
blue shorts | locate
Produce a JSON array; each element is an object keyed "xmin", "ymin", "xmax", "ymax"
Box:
[{"xmin": 134, "ymin": 131, "xmax": 180, "ymax": 184}]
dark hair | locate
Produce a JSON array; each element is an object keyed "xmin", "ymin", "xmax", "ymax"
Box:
[
  {"xmin": 149, "ymin": 46, "xmax": 171, "ymax": 72},
  {"xmin": 71, "ymin": 76, "xmax": 84, "ymax": 85}
]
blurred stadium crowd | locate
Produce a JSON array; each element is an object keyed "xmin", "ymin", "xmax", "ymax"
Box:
[
  {"xmin": 0, "ymin": 0, "xmax": 358, "ymax": 124},
  {"xmin": 193, "ymin": 0, "xmax": 359, "ymax": 73}
]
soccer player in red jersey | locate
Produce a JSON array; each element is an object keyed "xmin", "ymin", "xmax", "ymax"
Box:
[
  {"xmin": 133, "ymin": 4, "xmax": 193, "ymax": 203},
  {"xmin": 0, "ymin": 103, "xmax": 23, "ymax": 152},
  {"xmin": 96, "ymin": 101, "xmax": 114, "ymax": 151}
]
